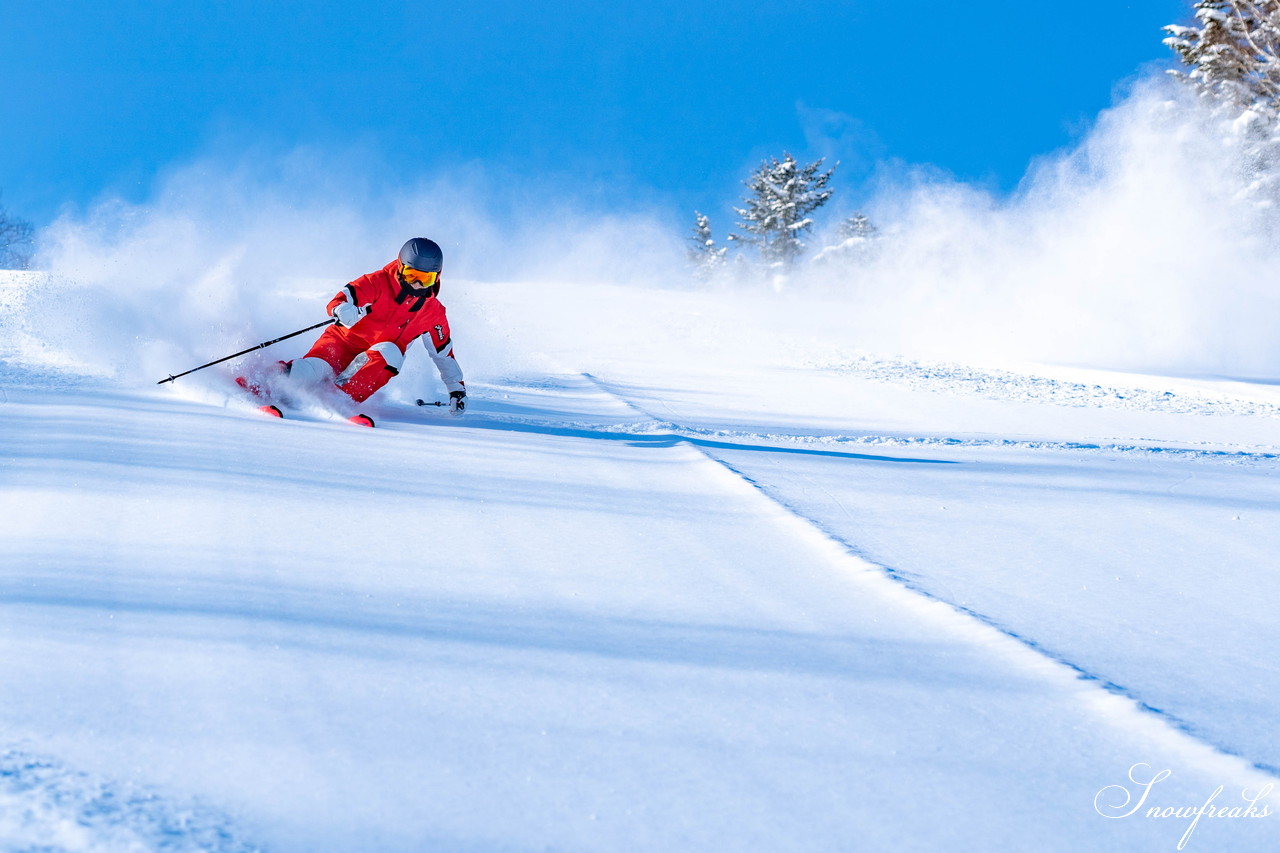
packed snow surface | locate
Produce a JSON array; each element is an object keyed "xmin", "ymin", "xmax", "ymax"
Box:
[{"xmin": 1, "ymin": 273, "xmax": 1278, "ymax": 852}]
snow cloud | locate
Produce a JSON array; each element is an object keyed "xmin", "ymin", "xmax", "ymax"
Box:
[
  {"xmin": 10, "ymin": 152, "xmax": 685, "ymax": 387},
  {"xmin": 8, "ymin": 75, "xmax": 1280, "ymax": 386},
  {"xmin": 799, "ymin": 78, "xmax": 1280, "ymax": 377}
]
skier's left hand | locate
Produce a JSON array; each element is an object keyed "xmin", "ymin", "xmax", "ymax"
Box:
[{"xmin": 449, "ymin": 389, "xmax": 466, "ymax": 416}]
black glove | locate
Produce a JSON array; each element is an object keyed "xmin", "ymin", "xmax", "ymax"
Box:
[{"xmin": 449, "ymin": 389, "xmax": 467, "ymax": 415}]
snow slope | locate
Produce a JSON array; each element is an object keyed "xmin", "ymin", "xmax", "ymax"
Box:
[{"xmin": 2, "ymin": 274, "xmax": 1278, "ymax": 852}]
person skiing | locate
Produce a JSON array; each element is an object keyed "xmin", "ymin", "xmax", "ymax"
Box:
[{"xmin": 274, "ymin": 237, "xmax": 466, "ymax": 425}]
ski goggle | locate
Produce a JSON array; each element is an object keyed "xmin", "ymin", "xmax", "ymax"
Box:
[{"xmin": 400, "ymin": 264, "xmax": 439, "ymax": 287}]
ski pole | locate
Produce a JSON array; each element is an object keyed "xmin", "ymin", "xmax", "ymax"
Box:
[
  {"xmin": 157, "ymin": 319, "xmax": 336, "ymax": 384},
  {"xmin": 415, "ymin": 399, "xmax": 445, "ymax": 407}
]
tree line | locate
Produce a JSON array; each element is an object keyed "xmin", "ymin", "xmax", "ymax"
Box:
[
  {"xmin": 690, "ymin": 0, "xmax": 1280, "ymax": 282},
  {"xmin": 687, "ymin": 153, "xmax": 877, "ymax": 282}
]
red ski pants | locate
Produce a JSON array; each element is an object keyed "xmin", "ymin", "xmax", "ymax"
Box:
[{"xmin": 303, "ymin": 326, "xmax": 403, "ymax": 403}]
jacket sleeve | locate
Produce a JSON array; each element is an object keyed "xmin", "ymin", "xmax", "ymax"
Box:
[
  {"xmin": 420, "ymin": 312, "xmax": 465, "ymax": 393},
  {"xmin": 325, "ymin": 275, "xmax": 375, "ymax": 315}
]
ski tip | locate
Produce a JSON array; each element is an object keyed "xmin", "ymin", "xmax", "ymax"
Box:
[
  {"xmin": 348, "ymin": 413, "xmax": 375, "ymax": 428},
  {"xmin": 237, "ymin": 376, "xmax": 265, "ymax": 398},
  {"xmin": 259, "ymin": 405, "xmax": 284, "ymax": 418}
]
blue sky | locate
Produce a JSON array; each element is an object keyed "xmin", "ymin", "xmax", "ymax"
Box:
[{"xmin": 1, "ymin": 1, "xmax": 1192, "ymax": 230}]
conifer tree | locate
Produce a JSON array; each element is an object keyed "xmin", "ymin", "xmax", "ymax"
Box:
[
  {"xmin": 1165, "ymin": 2, "xmax": 1280, "ymax": 210},
  {"xmin": 838, "ymin": 213, "xmax": 878, "ymax": 242},
  {"xmin": 731, "ymin": 153, "xmax": 835, "ymax": 268},
  {"xmin": 1164, "ymin": 1, "xmax": 1280, "ymax": 114},
  {"xmin": 813, "ymin": 212, "xmax": 880, "ymax": 267},
  {"xmin": 0, "ymin": 195, "xmax": 34, "ymax": 270},
  {"xmin": 687, "ymin": 211, "xmax": 728, "ymax": 280}
]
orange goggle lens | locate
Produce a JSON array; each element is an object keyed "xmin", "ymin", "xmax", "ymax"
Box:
[{"xmin": 400, "ymin": 265, "xmax": 439, "ymax": 287}]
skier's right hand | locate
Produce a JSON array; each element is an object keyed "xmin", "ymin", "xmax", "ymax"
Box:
[{"xmin": 332, "ymin": 302, "xmax": 360, "ymax": 328}]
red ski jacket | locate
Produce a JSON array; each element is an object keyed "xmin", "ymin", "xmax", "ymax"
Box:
[
  {"xmin": 327, "ymin": 260, "xmax": 452, "ymax": 353},
  {"xmin": 325, "ymin": 260, "xmax": 464, "ymax": 391}
]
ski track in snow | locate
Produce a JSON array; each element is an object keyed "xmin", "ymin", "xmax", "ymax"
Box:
[
  {"xmin": 573, "ymin": 419, "xmax": 1279, "ymax": 464},
  {"xmin": 813, "ymin": 352, "xmax": 1280, "ymax": 419},
  {"xmin": 578, "ymin": 371, "xmax": 1280, "ymax": 781},
  {"xmin": 506, "ymin": 367, "xmax": 1280, "ymax": 465}
]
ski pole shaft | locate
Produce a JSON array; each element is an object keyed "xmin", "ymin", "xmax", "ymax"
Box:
[
  {"xmin": 416, "ymin": 399, "xmax": 445, "ymax": 407},
  {"xmin": 157, "ymin": 319, "xmax": 336, "ymax": 384}
]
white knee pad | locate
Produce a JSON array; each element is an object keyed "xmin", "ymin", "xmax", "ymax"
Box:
[
  {"xmin": 289, "ymin": 356, "xmax": 335, "ymax": 384},
  {"xmin": 336, "ymin": 342, "xmax": 404, "ymax": 386},
  {"xmin": 369, "ymin": 342, "xmax": 404, "ymax": 372}
]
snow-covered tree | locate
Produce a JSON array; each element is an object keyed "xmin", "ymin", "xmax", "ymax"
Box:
[
  {"xmin": 731, "ymin": 153, "xmax": 835, "ymax": 268},
  {"xmin": 838, "ymin": 213, "xmax": 878, "ymax": 242},
  {"xmin": 813, "ymin": 212, "xmax": 880, "ymax": 267},
  {"xmin": 1166, "ymin": 2, "xmax": 1280, "ymax": 210},
  {"xmin": 1164, "ymin": 1, "xmax": 1280, "ymax": 115},
  {"xmin": 0, "ymin": 195, "xmax": 33, "ymax": 270},
  {"xmin": 687, "ymin": 211, "xmax": 728, "ymax": 280}
]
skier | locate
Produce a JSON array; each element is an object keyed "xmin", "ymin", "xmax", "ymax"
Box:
[{"xmin": 270, "ymin": 237, "xmax": 466, "ymax": 425}]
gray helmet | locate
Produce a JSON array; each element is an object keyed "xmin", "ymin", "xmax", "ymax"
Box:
[{"xmin": 398, "ymin": 237, "xmax": 443, "ymax": 273}]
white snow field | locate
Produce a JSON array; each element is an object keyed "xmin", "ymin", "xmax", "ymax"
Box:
[{"xmin": 2, "ymin": 274, "xmax": 1279, "ymax": 852}]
